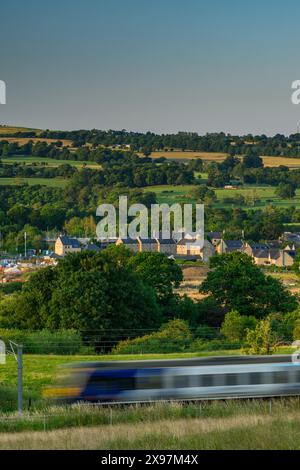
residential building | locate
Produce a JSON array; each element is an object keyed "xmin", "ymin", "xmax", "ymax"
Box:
[
  {"xmin": 216, "ymin": 239, "xmax": 245, "ymax": 255},
  {"xmin": 155, "ymin": 235, "xmax": 177, "ymax": 255},
  {"xmin": 244, "ymin": 242, "xmax": 269, "ymax": 257},
  {"xmin": 138, "ymin": 238, "xmax": 158, "ymax": 253},
  {"xmin": 252, "ymin": 249, "xmax": 270, "ymax": 266},
  {"xmin": 54, "ymin": 236, "xmax": 82, "ymax": 256},
  {"xmin": 207, "ymin": 231, "xmax": 223, "ymax": 246},
  {"xmin": 176, "ymin": 238, "xmax": 215, "ymax": 262},
  {"xmin": 82, "ymin": 243, "xmax": 101, "ymax": 252},
  {"xmin": 269, "ymin": 249, "xmax": 296, "ymax": 267},
  {"xmin": 115, "ymin": 237, "xmax": 140, "ymax": 253}
]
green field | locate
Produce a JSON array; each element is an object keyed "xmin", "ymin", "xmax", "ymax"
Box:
[
  {"xmin": 1, "ymin": 156, "xmax": 99, "ymax": 168},
  {"xmin": 144, "ymin": 184, "xmax": 300, "ymax": 209},
  {"xmin": 0, "ymin": 177, "xmax": 68, "ymax": 188}
]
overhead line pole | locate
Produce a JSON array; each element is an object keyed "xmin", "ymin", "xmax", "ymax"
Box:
[{"xmin": 8, "ymin": 340, "xmax": 23, "ymax": 416}]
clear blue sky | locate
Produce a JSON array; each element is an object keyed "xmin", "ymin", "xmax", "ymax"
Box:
[{"xmin": 0, "ymin": 0, "xmax": 300, "ymax": 135}]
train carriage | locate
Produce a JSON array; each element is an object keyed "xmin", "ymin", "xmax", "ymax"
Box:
[{"xmin": 49, "ymin": 355, "xmax": 300, "ymax": 403}]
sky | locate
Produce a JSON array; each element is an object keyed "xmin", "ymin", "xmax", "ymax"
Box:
[{"xmin": 0, "ymin": 0, "xmax": 300, "ymax": 135}]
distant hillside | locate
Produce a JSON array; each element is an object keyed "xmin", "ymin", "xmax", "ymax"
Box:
[{"xmin": 0, "ymin": 125, "xmax": 42, "ymax": 135}]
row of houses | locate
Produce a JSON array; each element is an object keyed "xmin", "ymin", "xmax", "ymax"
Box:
[
  {"xmin": 51, "ymin": 233, "xmax": 298, "ymax": 268},
  {"xmin": 53, "ymin": 234, "xmax": 213, "ymax": 261}
]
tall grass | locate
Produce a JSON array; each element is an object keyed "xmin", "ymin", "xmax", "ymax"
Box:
[
  {"xmin": 0, "ymin": 398, "xmax": 300, "ymax": 434},
  {"xmin": 2, "ymin": 403, "xmax": 300, "ymax": 449}
]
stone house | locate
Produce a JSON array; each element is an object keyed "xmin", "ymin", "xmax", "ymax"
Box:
[
  {"xmin": 115, "ymin": 237, "xmax": 140, "ymax": 253},
  {"xmin": 55, "ymin": 236, "xmax": 82, "ymax": 257},
  {"xmin": 216, "ymin": 239, "xmax": 245, "ymax": 255}
]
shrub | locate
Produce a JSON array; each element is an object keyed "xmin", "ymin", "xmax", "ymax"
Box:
[
  {"xmin": 112, "ymin": 319, "xmax": 193, "ymax": 354},
  {"xmin": 194, "ymin": 325, "xmax": 220, "ymax": 340},
  {"xmin": 244, "ymin": 318, "xmax": 280, "ymax": 355},
  {"xmin": 0, "ymin": 329, "xmax": 85, "ymax": 354},
  {"xmin": 221, "ymin": 310, "xmax": 257, "ymax": 342},
  {"xmin": 0, "ymin": 282, "xmax": 23, "ymax": 295},
  {"xmin": 269, "ymin": 311, "xmax": 299, "ymax": 342},
  {"xmin": 293, "ymin": 320, "xmax": 300, "ymax": 341},
  {"xmin": 190, "ymin": 338, "xmax": 242, "ymax": 352}
]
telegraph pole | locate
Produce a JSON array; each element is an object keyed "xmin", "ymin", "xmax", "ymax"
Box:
[
  {"xmin": 24, "ymin": 231, "xmax": 27, "ymax": 258},
  {"xmin": 7, "ymin": 341, "xmax": 23, "ymax": 415},
  {"xmin": 17, "ymin": 344, "xmax": 23, "ymax": 415}
]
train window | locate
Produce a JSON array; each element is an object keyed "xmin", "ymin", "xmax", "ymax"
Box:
[
  {"xmin": 261, "ymin": 372, "xmax": 274, "ymax": 384},
  {"xmin": 296, "ymin": 371, "xmax": 300, "ymax": 383},
  {"xmin": 173, "ymin": 375, "xmax": 191, "ymax": 388},
  {"xmin": 201, "ymin": 375, "xmax": 213, "ymax": 387},
  {"xmin": 226, "ymin": 374, "xmax": 238, "ymax": 386},
  {"xmin": 87, "ymin": 376, "xmax": 117, "ymax": 392},
  {"xmin": 249, "ymin": 373, "xmax": 261, "ymax": 385},
  {"xmin": 118, "ymin": 377, "xmax": 136, "ymax": 391},
  {"xmin": 137, "ymin": 375, "xmax": 162, "ymax": 390},
  {"xmin": 273, "ymin": 371, "xmax": 289, "ymax": 384},
  {"xmin": 87, "ymin": 376, "xmax": 135, "ymax": 392}
]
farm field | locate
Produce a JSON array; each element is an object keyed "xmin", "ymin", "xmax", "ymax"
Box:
[
  {"xmin": 0, "ymin": 137, "xmax": 72, "ymax": 147},
  {"xmin": 148, "ymin": 151, "xmax": 300, "ymax": 169},
  {"xmin": 149, "ymin": 151, "xmax": 227, "ymax": 162},
  {"xmin": 0, "ymin": 177, "xmax": 68, "ymax": 188},
  {"xmin": 1, "ymin": 156, "xmax": 99, "ymax": 168},
  {"xmin": 144, "ymin": 184, "xmax": 300, "ymax": 209},
  {"xmin": 0, "ymin": 126, "xmax": 41, "ymax": 135}
]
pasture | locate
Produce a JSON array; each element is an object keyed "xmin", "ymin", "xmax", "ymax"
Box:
[
  {"xmin": 144, "ymin": 184, "xmax": 300, "ymax": 209},
  {"xmin": 1, "ymin": 155, "xmax": 99, "ymax": 168},
  {"xmin": 0, "ymin": 177, "xmax": 68, "ymax": 188}
]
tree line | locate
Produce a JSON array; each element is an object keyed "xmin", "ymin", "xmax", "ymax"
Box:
[{"xmin": 3, "ymin": 129, "xmax": 300, "ymax": 157}]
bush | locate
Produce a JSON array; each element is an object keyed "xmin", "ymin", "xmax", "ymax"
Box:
[
  {"xmin": 244, "ymin": 318, "xmax": 280, "ymax": 355},
  {"xmin": 112, "ymin": 319, "xmax": 193, "ymax": 354},
  {"xmin": 190, "ymin": 338, "xmax": 242, "ymax": 352},
  {"xmin": 0, "ymin": 282, "xmax": 23, "ymax": 295},
  {"xmin": 0, "ymin": 329, "xmax": 85, "ymax": 354},
  {"xmin": 269, "ymin": 311, "xmax": 299, "ymax": 342},
  {"xmin": 221, "ymin": 310, "xmax": 257, "ymax": 342},
  {"xmin": 194, "ymin": 325, "xmax": 220, "ymax": 340},
  {"xmin": 293, "ymin": 320, "xmax": 300, "ymax": 341}
]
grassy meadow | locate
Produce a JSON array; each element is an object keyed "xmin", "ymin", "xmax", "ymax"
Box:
[
  {"xmin": 143, "ymin": 183, "xmax": 300, "ymax": 209},
  {"xmin": 1, "ymin": 155, "xmax": 99, "ymax": 168},
  {"xmin": 1, "ymin": 399, "xmax": 300, "ymax": 449},
  {"xmin": 0, "ymin": 177, "xmax": 68, "ymax": 188}
]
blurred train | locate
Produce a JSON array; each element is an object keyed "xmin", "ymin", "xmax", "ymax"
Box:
[{"xmin": 47, "ymin": 356, "xmax": 300, "ymax": 404}]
